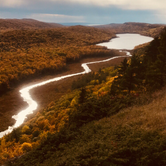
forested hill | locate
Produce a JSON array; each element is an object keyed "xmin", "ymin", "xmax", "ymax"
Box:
[
  {"xmin": 0, "ymin": 26, "xmax": 115, "ymax": 96},
  {"xmin": 2, "ymin": 28, "xmax": 166, "ymax": 165},
  {"xmin": 0, "ymin": 19, "xmax": 64, "ymax": 31}
]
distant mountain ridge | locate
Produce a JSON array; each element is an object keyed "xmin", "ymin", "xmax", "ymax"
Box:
[
  {"xmin": 0, "ymin": 18, "xmax": 64, "ymax": 31},
  {"xmin": 1, "ymin": 19, "xmax": 165, "ymax": 37},
  {"xmin": 94, "ymin": 22, "xmax": 166, "ymax": 37}
]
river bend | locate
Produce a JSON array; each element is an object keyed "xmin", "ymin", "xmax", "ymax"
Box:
[{"xmin": 0, "ymin": 33, "xmax": 153, "ymax": 138}]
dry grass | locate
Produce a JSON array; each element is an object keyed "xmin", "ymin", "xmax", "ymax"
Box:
[{"xmin": 98, "ymin": 87, "xmax": 166, "ymax": 135}]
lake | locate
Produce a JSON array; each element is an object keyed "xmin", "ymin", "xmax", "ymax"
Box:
[{"xmin": 97, "ymin": 33, "xmax": 153, "ymax": 50}]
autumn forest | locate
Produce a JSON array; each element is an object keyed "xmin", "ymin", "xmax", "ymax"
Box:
[{"xmin": 1, "ymin": 20, "xmax": 166, "ymax": 165}]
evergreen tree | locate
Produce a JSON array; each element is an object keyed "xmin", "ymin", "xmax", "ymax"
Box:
[
  {"xmin": 124, "ymin": 54, "xmax": 141, "ymax": 93},
  {"xmin": 145, "ymin": 28, "xmax": 166, "ymax": 90},
  {"xmin": 110, "ymin": 58, "xmax": 128, "ymax": 94},
  {"xmin": 144, "ymin": 37, "xmax": 160, "ymax": 64},
  {"xmin": 118, "ymin": 57, "xmax": 129, "ymax": 75},
  {"xmin": 79, "ymin": 88, "xmax": 87, "ymax": 103},
  {"xmin": 157, "ymin": 28, "xmax": 166, "ymax": 86},
  {"xmin": 111, "ymin": 54, "xmax": 141, "ymax": 94}
]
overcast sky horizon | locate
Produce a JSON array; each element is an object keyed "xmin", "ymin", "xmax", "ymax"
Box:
[{"xmin": 1, "ymin": 0, "xmax": 166, "ymax": 25}]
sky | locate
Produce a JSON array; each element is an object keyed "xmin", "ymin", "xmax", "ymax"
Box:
[{"xmin": 0, "ymin": 0, "xmax": 166, "ymax": 25}]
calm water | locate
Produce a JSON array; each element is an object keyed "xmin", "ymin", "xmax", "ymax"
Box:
[
  {"xmin": 0, "ymin": 33, "xmax": 154, "ymax": 138},
  {"xmin": 97, "ymin": 33, "xmax": 153, "ymax": 50}
]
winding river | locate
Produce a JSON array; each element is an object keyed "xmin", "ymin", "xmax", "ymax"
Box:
[{"xmin": 0, "ymin": 33, "xmax": 153, "ymax": 138}]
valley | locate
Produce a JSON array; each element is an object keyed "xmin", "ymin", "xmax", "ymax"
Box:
[{"xmin": 0, "ymin": 20, "xmax": 166, "ymax": 165}]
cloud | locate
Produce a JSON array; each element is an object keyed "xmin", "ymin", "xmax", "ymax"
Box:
[
  {"xmin": 1, "ymin": 0, "xmax": 166, "ymax": 11},
  {"xmin": 154, "ymin": 11, "xmax": 166, "ymax": 23},
  {"xmin": 44, "ymin": 0, "xmax": 166, "ymax": 10},
  {"xmin": 29, "ymin": 13, "xmax": 85, "ymax": 23},
  {"xmin": 48, "ymin": 0, "xmax": 166, "ymax": 23},
  {"xmin": 81, "ymin": 0, "xmax": 166, "ymax": 13},
  {"xmin": 1, "ymin": 0, "xmax": 166, "ymax": 24},
  {"xmin": 0, "ymin": 0, "xmax": 26, "ymax": 7},
  {"xmin": 1, "ymin": 0, "xmax": 166, "ymax": 13}
]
